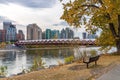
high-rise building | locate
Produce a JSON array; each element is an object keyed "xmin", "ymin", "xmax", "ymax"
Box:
[
  {"xmin": 7, "ymin": 25, "xmax": 17, "ymax": 41},
  {"xmin": 60, "ymin": 29, "xmax": 66, "ymax": 39},
  {"xmin": 3, "ymin": 22, "xmax": 12, "ymax": 30},
  {"xmin": 38, "ymin": 28, "xmax": 42, "ymax": 40},
  {"xmin": 51, "ymin": 30, "xmax": 60, "ymax": 39},
  {"xmin": 42, "ymin": 31, "xmax": 46, "ymax": 39},
  {"xmin": 65, "ymin": 28, "xmax": 69, "ymax": 39},
  {"xmin": 3, "ymin": 22, "xmax": 17, "ymax": 41},
  {"xmin": 60, "ymin": 28, "xmax": 74, "ymax": 39},
  {"xmin": 27, "ymin": 23, "xmax": 42, "ymax": 40},
  {"xmin": 82, "ymin": 32, "xmax": 87, "ymax": 39},
  {"xmin": 87, "ymin": 33, "xmax": 97, "ymax": 39},
  {"xmin": 67, "ymin": 28, "xmax": 74, "ymax": 39},
  {"xmin": 45, "ymin": 29, "xmax": 51, "ymax": 39},
  {"xmin": 56, "ymin": 30, "xmax": 60, "ymax": 39},
  {"xmin": 0, "ymin": 30, "xmax": 6, "ymax": 42},
  {"xmin": 17, "ymin": 30, "xmax": 25, "ymax": 40}
]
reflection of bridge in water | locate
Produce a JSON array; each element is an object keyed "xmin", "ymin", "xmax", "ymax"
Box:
[{"xmin": 15, "ymin": 39, "xmax": 96, "ymax": 48}]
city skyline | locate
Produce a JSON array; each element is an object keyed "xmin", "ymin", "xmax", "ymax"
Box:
[
  {"xmin": 0, "ymin": 22, "xmax": 75, "ymax": 42},
  {"xmin": 0, "ymin": 22, "xmax": 25, "ymax": 42},
  {"xmin": 0, "ymin": 0, "xmax": 87, "ymax": 39}
]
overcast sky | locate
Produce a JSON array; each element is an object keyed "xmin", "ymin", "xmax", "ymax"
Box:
[{"xmin": 0, "ymin": 0, "xmax": 86, "ymax": 39}]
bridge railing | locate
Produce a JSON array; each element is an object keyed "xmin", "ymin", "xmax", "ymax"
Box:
[{"xmin": 15, "ymin": 39, "xmax": 96, "ymax": 46}]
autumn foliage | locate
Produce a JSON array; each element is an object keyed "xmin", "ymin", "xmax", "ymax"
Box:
[{"xmin": 61, "ymin": 0, "xmax": 120, "ymax": 53}]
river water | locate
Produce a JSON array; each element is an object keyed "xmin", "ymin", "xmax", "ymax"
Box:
[{"xmin": 0, "ymin": 45, "xmax": 117, "ymax": 77}]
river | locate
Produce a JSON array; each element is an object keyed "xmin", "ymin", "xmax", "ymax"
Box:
[{"xmin": 0, "ymin": 45, "xmax": 117, "ymax": 77}]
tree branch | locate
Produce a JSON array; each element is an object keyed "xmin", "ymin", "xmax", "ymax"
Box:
[
  {"xmin": 81, "ymin": 4, "xmax": 99, "ymax": 8},
  {"xmin": 105, "ymin": 13, "xmax": 118, "ymax": 39},
  {"xmin": 109, "ymin": 23, "xmax": 118, "ymax": 38},
  {"xmin": 106, "ymin": 13, "xmax": 111, "ymax": 19}
]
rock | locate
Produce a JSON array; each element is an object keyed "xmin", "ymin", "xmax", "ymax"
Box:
[
  {"xmin": 9, "ymin": 74, "xmax": 17, "ymax": 77},
  {"xmin": 49, "ymin": 65, "xmax": 57, "ymax": 69},
  {"xmin": 17, "ymin": 72, "xmax": 24, "ymax": 75},
  {"xmin": 0, "ymin": 76, "xmax": 5, "ymax": 78}
]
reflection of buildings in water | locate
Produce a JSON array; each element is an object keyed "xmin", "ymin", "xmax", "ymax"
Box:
[
  {"xmin": 2, "ymin": 51, "xmax": 16, "ymax": 61},
  {"xmin": 26, "ymin": 48, "xmax": 74, "ymax": 58},
  {"xmin": 74, "ymin": 48, "xmax": 82, "ymax": 60},
  {"xmin": 60, "ymin": 48, "xmax": 74, "ymax": 57},
  {"xmin": 0, "ymin": 52, "xmax": 5, "ymax": 56}
]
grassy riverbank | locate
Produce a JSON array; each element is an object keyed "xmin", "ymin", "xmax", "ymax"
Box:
[{"xmin": 1, "ymin": 54, "xmax": 120, "ymax": 80}]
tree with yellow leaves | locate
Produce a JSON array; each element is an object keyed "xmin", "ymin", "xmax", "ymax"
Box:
[
  {"xmin": 0, "ymin": 42, "xmax": 6, "ymax": 48},
  {"xmin": 60, "ymin": 0, "xmax": 120, "ymax": 53}
]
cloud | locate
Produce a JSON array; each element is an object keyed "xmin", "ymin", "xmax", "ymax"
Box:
[
  {"xmin": 0, "ymin": 16, "xmax": 26, "ymax": 35},
  {"xmin": 0, "ymin": 16, "xmax": 15, "ymax": 23},
  {"xmin": 0, "ymin": 0, "xmax": 56, "ymax": 8},
  {"xmin": 53, "ymin": 21, "xmax": 69, "ymax": 26}
]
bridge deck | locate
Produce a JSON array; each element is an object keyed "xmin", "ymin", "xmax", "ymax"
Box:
[{"xmin": 15, "ymin": 39, "xmax": 96, "ymax": 47}]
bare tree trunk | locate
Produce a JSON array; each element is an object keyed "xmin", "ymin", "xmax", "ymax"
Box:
[
  {"xmin": 118, "ymin": 15, "xmax": 120, "ymax": 36},
  {"xmin": 109, "ymin": 23, "xmax": 117, "ymax": 38},
  {"xmin": 109, "ymin": 15, "xmax": 120, "ymax": 53},
  {"xmin": 116, "ymin": 15, "xmax": 120, "ymax": 53},
  {"xmin": 116, "ymin": 40, "xmax": 120, "ymax": 53}
]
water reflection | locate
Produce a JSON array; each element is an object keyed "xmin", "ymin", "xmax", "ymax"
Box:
[
  {"xmin": 2, "ymin": 51, "xmax": 16, "ymax": 61},
  {"xmin": 26, "ymin": 48, "xmax": 74, "ymax": 57},
  {"xmin": 0, "ymin": 46, "xmax": 115, "ymax": 76},
  {"xmin": 26, "ymin": 48, "xmax": 74, "ymax": 68},
  {"xmin": 0, "ymin": 48, "xmax": 74, "ymax": 76},
  {"xmin": 0, "ymin": 51, "xmax": 28, "ymax": 76}
]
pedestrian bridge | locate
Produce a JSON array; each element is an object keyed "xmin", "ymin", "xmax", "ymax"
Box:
[{"xmin": 15, "ymin": 39, "xmax": 96, "ymax": 48}]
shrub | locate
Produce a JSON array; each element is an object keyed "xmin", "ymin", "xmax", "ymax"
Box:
[
  {"xmin": 64, "ymin": 56, "xmax": 74, "ymax": 64},
  {"xmin": 0, "ymin": 42, "xmax": 6, "ymax": 48},
  {"xmin": 30, "ymin": 56, "xmax": 45, "ymax": 71},
  {"xmin": 0, "ymin": 66, "xmax": 7, "ymax": 76},
  {"xmin": 83, "ymin": 50, "xmax": 87, "ymax": 57},
  {"xmin": 90, "ymin": 50, "xmax": 97, "ymax": 57}
]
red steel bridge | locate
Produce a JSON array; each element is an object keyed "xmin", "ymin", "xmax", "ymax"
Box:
[{"xmin": 15, "ymin": 39, "xmax": 96, "ymax": 48}]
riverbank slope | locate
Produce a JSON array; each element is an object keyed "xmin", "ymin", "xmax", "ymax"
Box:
[{"xmin": 1, "ymin": 54, "xmax": 120, "ymax": 80}]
